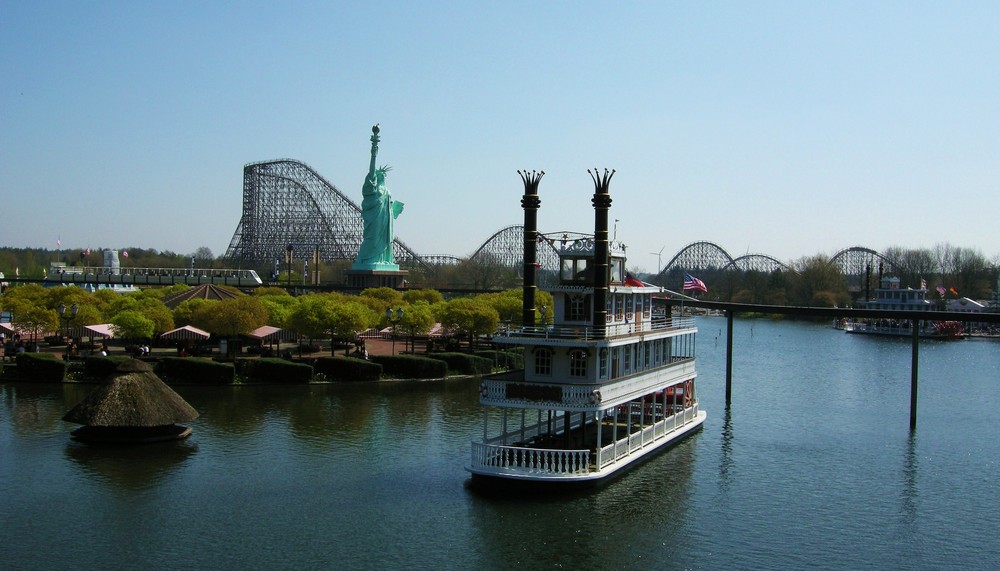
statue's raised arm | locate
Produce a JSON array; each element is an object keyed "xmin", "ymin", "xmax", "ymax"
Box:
[{"xmin": 368, "ymin": 124, "xmax": 380, "ymax": 181}]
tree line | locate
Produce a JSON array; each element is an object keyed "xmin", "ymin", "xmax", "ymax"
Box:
[
  {"xmin": 0, "ymin": 283, "xmax": 554, "ymax": 351},
  {"xmin": 657, "ymin": 243, "xmax": 998, "ymax": 308}
]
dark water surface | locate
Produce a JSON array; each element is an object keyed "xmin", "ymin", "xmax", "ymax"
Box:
[{"xmin": 3, "ymin": 318, "xmax": 998, "ymax": 570}]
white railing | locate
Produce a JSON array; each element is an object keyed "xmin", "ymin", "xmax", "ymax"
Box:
[
  {"xmin": 598, "ymin": 404, "xmax": 698, "ymax": 469},
  {"xmin": 471, "ymin": 442, "xmax": 592, "ymax": 475},
  {"xmin": 500, "ymin": 317, "xmax": 696, "ymax": 342}
]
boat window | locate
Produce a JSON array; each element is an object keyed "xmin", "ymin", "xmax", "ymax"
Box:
[
  {"xmin": 610, "ymin": 258, "xmax": 623, "ymax": 283},
  {"xmin": 534, "ymin": 348, "xmax": 552, "ymax": 376},
  {"xmin": 566, "ymin": 294, "xmax": 590, "ymax": 321},
  {"xmin": 560, "ymin": 257, "xmax": 591, "ymax": 283},
  {"xmin": 569, "ymin": 350, "xmax": 587, "ymax": 377},
  {"xmin": 623, "ymin": 345, "xmax": 632, "ymax": 374},
  {"xmin": 599, "ymin": 348, "xmax": 608, "ymax": 379}
]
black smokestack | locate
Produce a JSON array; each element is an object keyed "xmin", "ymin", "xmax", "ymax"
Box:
[
  {"xmin": 589, "ymin": 168, "xmax": 615, "ymax": 338},
  {"xmin": 519, "ymin": 170, "xmax": 544, "ymax": 327}
]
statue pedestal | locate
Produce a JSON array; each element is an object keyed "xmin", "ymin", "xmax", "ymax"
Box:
[{"xmin": 346, "ymin": 268, "xmax": 408, "ymax": 290}]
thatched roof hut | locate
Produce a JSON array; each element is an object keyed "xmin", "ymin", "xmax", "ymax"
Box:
[{"xmin": 63, "ymin": 359, "xmax": 199, "ymax": 443}]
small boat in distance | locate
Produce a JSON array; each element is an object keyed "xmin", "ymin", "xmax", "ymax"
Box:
[
  {"xmin": 467, "ymin": 172, "xmax": 706, "ymax": 487},
  {"xmin": 842, "ymin": 277, "xmax": 965, "ymax": 339}
]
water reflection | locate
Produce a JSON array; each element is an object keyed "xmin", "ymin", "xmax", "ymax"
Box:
[
  {"xmin": 468, "ymin": 436, "xmax": 698, "ymax": 566},
  {"xmin": 64, "ymin": 439, "xmax": 197, "ymax": 490},
  {"xmin": 1, "ymin": 382, "xmax": 92, "ymax": 435},
  {"xmin": 719, "ymin": 407, "xmax": 734, "ymax": 491},
  {"xmin": 901, "ymin": 432, "xmax": 919, "ymax": 525}
]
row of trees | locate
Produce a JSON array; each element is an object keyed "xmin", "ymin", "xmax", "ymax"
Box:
[
  {"xmin": 0, "ymin": 283, "xmax": 554, "ymax": 350},
  {"xmin": 661, "ymin": 244, "xmax": 997, "ymax": 308}
]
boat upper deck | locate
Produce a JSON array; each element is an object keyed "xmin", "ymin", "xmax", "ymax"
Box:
[{"xmin": 494, "ymin": 315, "xmax": 697, "ymax": 347}]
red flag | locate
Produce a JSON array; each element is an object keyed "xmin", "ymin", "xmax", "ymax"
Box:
[{"xmin": 624, "ymin": 273, "xmax": 644, "ymax": 287}]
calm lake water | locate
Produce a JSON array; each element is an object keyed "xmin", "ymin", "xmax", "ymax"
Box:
[{"xmin": 2, "ymin": 318, "xmax": 999, "ymax": 570}]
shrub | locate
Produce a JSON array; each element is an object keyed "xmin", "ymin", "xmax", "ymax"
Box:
[
  {"xmin": 371, "ymin": 354, "xmax": 447, "ymax": 379},
  {"xmin": 237, "ymin": 357, "xmax": 313, "ymax": 384},
  {"xmin": 14, "ymin": 353, "xmax": 67, "ymax": 382},
  {"xmin": 158, "ymin": 357, "xmax": 235, "ymax": 385},
  {"xmin": 313, "ymin": 356, "xmax": 383, "ymax": 382},
  {"xmin": 83, "ymin": 355, "xmax": 132, "ymax": 380},
  {"xmin": 430, "ymin": 352, "xmax": 493, "ymax": 375}
]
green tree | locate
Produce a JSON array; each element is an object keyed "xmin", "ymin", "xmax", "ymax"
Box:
[
  {"xmin": 286, "ymin": 294, "xmax": 336, "ymax": 341},
  {"xmin": 133, "ymin": 297, "xmax": 175, "ymax": 334},
  {"xmin": 111, "ymin": 310, "xmax": 155, "ymax": 341},
  {"xmin": 200, "ymin": 297, "xmax": 269, "ymax": 338},
  {"xmin": 402, "ymin": 288, "xmax": 444, "ymax": 305},
  {"xmin": 328, "ymin": 301, "xmax": 378, "ymax": 355},
  {"xmin": 789, "ymin": 255, "xmax": 849, "ymax": 307},
  {"xmin": 440, "ymin": 297, "xmax": 499, "ymax": 349},
  {"xmin": 175, "ymin": 298, "xmax": 215, "ymax": 327},
  {"xmin": 360, "ymin": 287, "xmax": 404, "ymax": 309}
]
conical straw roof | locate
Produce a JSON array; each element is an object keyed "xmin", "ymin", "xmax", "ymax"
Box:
[{"xmin": 63, "ymin": 360, "xmax": 199, "ymax": 427}]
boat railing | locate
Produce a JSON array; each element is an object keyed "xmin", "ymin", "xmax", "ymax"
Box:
[
  {"xmin": 500, "ymin": 317, "xmax": 696, "ymax": 342},
  {"xmin": 599, "ymin": 403, "xmax": 699, "ymax": 469},
  {"xmin": 470, "ymin": 442, "xmax": 593, "ymax": 476}
]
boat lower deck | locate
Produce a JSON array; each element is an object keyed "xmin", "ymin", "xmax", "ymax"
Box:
[{"xmin": 468, "ymin": 403, "xmax": 705, "ymax": 482}]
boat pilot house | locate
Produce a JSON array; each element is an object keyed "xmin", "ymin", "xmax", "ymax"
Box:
[{"xmin": 467, "ymin": 171, "xmax": 706, "ymax": 485}]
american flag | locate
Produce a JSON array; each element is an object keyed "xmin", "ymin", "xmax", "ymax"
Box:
[{"xmin": 683, "ymin": 273, "xmax": 708, "ymax": 293}]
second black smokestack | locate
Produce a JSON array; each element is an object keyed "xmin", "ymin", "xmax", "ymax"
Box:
[{"xmin": 589, "ymin": 168, "xmax": 614, "ymax": 338}]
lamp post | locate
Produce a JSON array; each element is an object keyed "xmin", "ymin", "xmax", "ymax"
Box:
[
  {"xmin": 57, "ymin": 303, "xmax": 79, "ymax": 340},
  {"xmin": 386, "ymin": 307, "xmax": 404, "ymax": 355}
]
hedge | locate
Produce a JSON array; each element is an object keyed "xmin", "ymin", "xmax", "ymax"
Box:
[
  {"xmin": 82, "ymin": 355, "xmax": 133, "ymax": 380},
  {"xmin": 158, "ymin": 357, "xmax": 236, "ymax": 385},
  {"xmin": 429, "ymin": 352, "xmax": 494, "ymax": 375},
  {"xmin": 313, "ymin": 356, "xmax": 383, "ymax": 382},
  {"xmin": 370, "ymin": 354, "xmax": 448, "ymax": 379},
  {"xmin": 236, "ymin": 357, "xmax": 313, "ymax": 384},
  {"xmin": 14, "ymin": 353, "xmax": 67, "ymax": 382}
]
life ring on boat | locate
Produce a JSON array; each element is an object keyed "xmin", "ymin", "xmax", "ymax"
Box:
[
  {"xmin": 684, "ymin": 380, "xmax": 693, "ymax": 407},
  {"xmin": 591, "ymin": 390, "xmax": 602, "ymax": 404}
]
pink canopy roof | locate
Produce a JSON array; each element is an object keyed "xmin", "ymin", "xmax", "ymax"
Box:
[{"xmin": 160, "ymin": 325, "xmax": 211, "ymax": 341}]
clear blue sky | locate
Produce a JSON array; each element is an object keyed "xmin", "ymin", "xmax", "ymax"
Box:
[{"xmin": 3, "ymin": 1, "xmax": 998, "ymax": 272}]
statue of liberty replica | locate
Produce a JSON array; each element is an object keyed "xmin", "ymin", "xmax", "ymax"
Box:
[{"xmin": 348, "ymin": 124, "xmax": 408, "ymax": 287}]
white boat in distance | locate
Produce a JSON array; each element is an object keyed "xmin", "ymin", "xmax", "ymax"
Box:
[{"xmin": 841, "ymin": 277, "xmax": 964, "ymax": 340}]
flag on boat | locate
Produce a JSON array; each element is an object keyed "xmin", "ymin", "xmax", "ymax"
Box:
[
  {"xmin": 936, "ymin": 285, "xmax": 946, "ymax": 296},
  {"xmin": 920, "ymin": 278, "xmax": 927, "ymax": 290},
  {"xmin": 949, "ymin": 286, "xmax": 959, "ymax": 295},
  {"xmin": 56, "ymin": 237, "xmax": 61, "ymax": 248},
  {"xmin": 624, "ymin": 273, "xmax": 644, "ymax": 287},
  {"xmin": 122, "ymin": 250, "xmax": 128, "ymax": 258},
  {"xmin": 683, "ymin": 273, "xmax": 708, "ymax": 293},
  {"xmin": 85, "ymin": 247, "xmax": 91, "ymax": 256}
]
